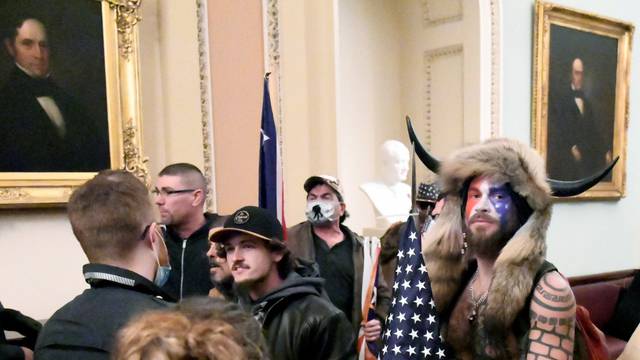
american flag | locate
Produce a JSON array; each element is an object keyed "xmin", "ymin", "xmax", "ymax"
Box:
[
  {"xmin": 381, "ymin": 216, "xmax": 452, "ymax": 359},
  {"xmin": 258, "ymin": 73, "xmax": 287, "ymax": 238}
]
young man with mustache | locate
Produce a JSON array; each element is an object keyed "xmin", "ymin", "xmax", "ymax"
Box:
[{"xmin": 209, "ymin": 206, "xmax": 355, "ymax": 360}]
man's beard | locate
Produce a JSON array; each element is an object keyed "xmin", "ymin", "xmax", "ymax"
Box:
[
  {"xmin": 212, "ymin": 273, "xmax": 234, "ymax": 290},
  {"xmin": 467, "ymin": 227, "xmax": 509, "ymax": 258}
]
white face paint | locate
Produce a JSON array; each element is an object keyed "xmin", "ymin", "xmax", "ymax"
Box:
[{"xmin": 464, "ymin": 176, "xmax": 519, "ymax": 244}]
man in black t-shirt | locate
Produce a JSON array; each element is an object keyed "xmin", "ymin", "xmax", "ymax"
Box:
[{"xmin": 287, "ymin": 175, "xmax": 390, "ymax": 344}]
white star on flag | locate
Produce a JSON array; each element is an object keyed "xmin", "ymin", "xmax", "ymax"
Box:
[
  {"xmin": 422, "ymin": 346, "xmax": 432, "ymax": 356},
  {"xmin": 425, "ymin": 331, "xmax": 434, "ymax": 341},
  {"xmin": 380, "ymin": 216, "xmax": 453, "ymax": 359},
  {"xmin": 417, "ymin": 280, "xmax": 426, "ymax": 291},
  {"xmin": 397, "ymin": 312, "xmax": 406, "ymax": 323},
  {"xmin": 437, "ymin": 348, "xmax": 446, "ymax": 358},
  {"xmin": 419, "ymin": 264, "xmax": 427, "ymax": 274},
  {"xmin": 392, "ymin": 345, "xmax": 401, "ymax": 355},
  {"xmin": 411, "ymin": 313, "xmax": 422, "ymax": 323},
  {"xmin": 401, "ymin": 280, "xmax": 411, "ymax": 290},
  {"xmin": 408, "ymin": 346, "xmax": 417, "ymax": 356},
  {"xmin": 260, "ymin": 129, "xmax": 271, "ymax": 144}
]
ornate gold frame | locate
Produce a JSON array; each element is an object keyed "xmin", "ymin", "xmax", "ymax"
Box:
[
  {"xmin": 532, "ymin": 1, "xmax": 633, "ymax": 199},
  {"xmin": 0, "ymin": 0, "xmax": 148, "ymax": 207}
]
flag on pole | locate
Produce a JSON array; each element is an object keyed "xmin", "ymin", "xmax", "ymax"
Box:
[
  {"xmin": 258, "ymin": 73, "xmax": 286, "ymax": 238},
  {"xmin": 381, "ymin": 216, "xmax": 453, "ymax": 359},
  {"xmin": 358, "ymin": 237, "xmax": 381, "ymax": 359}
]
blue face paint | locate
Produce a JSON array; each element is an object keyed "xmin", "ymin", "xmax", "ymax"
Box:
[{"xmin": 488, "ymin": 185, "xmax": 515, "ymax": 228}]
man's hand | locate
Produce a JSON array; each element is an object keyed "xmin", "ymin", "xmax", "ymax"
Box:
[
  {"xmin": 363, "ymin": 319, "xmax": 382, "ymax": 342},
  {"xmin": 22, "ymin": 347, "xmax": 34, "ymax": 360}
]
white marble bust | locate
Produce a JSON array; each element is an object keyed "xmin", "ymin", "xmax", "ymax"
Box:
[{"xmin": 360, "ymin": 140, "xmax": 411, "ymax": 228}]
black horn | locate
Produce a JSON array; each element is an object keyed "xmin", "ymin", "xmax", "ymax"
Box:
[
  {"xmin": 406, "ymin": 116, "xmax": 441, "ymax": 173},
  {"xmin": 549, "ymin": 157, "xmax": 619, "ymax": 197}
]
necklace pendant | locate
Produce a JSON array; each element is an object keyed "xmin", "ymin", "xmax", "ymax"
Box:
[{"xmin": 468, "ymin": 309, "xmax": 477, "ymax": 322}]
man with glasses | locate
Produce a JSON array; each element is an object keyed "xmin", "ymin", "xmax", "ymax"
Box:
[
  {"xmin": 35, "ymin": 170, "xmax": 171, "ymax": 360},
  {"xmin": 154, "ymin": 163, "xmax": 226, "ymax": 300}
]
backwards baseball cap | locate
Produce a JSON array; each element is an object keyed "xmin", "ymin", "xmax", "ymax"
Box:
[
  {"xmin": 209, "ymin": 206, "xmax": 284, "ymax": 248},
  {"xmin": 303, "ymin": 175, "xmax": 345, "ymax": 201}
]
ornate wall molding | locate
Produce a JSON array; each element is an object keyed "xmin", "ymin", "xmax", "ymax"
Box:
[
  {"xmin": 490, "ymin": 0, "xmax": 501, "ymax": 137},
  {"xmin": 264, "ymin": 0, "xmax": 285, "ymax": 171},
  {"xmin": 103, "ymin": 0, "xmax": 142, "ymax": 59},
  {"xmin": 422, "ymin": 0, "xmax": 462, "ymax": 28},
  {"xmin": 423, "ymin": 45, "xmax": 463, "ymax": 147},
  {"xmin": 196, "ymin": 0, "xmax": 217, "ymax": 211}
]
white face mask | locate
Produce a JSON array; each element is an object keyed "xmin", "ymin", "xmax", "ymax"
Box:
[{"xmin": 305, "ymin": 200, "xmax": 340, "ymax": 225}]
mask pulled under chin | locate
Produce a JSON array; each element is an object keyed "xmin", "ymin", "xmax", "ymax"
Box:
[
  {"xmin": 305, "ymin": 200, "xmax": 340, "ymax": 225},
  {"xmin": 153, "ymin": 247, "xmax": 172, "ymax": 287}
]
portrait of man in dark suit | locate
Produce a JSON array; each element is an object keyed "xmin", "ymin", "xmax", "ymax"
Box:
[
  {"xmin": 0, "ymin": 2, "xmax": 110, "ymax": 172},
  {"xmin": 546, "ymin": 25, "xmax": 616, "ymax": 181}
]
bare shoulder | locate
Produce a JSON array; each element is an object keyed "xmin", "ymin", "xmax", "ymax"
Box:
[
  {"xmin": 526, "ymin": 271, "xmax": 576, "ymax": 360},
  {"xmin": 531, "ymin": 271, "xmax": 576, "ymax": 319}
]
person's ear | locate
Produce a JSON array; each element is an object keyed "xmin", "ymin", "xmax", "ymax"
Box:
[
  {"xmin": 192, "ymin": 188, "xmax": 205, "ymax": 207},
  {"xmin": 339, "ymin": 202, "xmax": 346, "ymax": 216},
  {"xmin": 271, "ymin": 249, "xmax": 284, "ymax": 263},
  {"xmin": 4, "ymin": 39, "xmax": 15, "ymax": 58}
]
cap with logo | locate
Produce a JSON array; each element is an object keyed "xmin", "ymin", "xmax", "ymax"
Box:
[
  {"xmin": 208, "ymin": 206, "xmax": 284, "ymax": 248},
  {"xmin": 416, "ymin": 182, "xmax": 441, "ymax": 203},
  {"xmin": 303, "ymin": 175, "xmax": 345, "ymax": 201}
]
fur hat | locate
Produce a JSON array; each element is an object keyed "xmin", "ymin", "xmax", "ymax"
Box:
[{"xmin": 422, "ymin": 138, "xmax": 552, "ymax": 356}]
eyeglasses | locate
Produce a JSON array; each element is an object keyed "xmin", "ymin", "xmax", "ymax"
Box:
[{"xmin": 151, "ymin": 188, "xmax": 196, "ymax": 197}]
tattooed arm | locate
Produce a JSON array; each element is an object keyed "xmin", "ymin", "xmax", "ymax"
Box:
[{"xmin": 526, "ymin": 271, "xmax": 576, "ymax": 360}]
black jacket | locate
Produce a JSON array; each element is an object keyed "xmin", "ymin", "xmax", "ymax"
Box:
[
  {"xmin": 34, "ymin": 264, "xmax": 171, "ymax": 360},
  {"xmin": 161, "ymin": 212, "xmax": 225, "ymax": 300},
  {"xmin": 0, "ymin": 301, "xmax": 41, "ymax": 359},
  {"xmin": 244, "ymin": 272, "xmax": 356, "ymax": 360}
]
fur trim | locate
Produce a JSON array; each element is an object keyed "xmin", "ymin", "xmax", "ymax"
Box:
[{"xmin": 422, "ymin": 138, "xmax": 552, "ymax": 357}]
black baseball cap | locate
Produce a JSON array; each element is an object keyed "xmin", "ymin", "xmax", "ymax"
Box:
[{"xmin": 209, "ymin": 206, "xmax": 284, "ymax": 247}]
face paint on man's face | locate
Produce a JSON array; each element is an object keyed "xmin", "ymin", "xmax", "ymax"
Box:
[{"xmin": 465, "ymin": 176, "xmax": 517, "ymax": 234}]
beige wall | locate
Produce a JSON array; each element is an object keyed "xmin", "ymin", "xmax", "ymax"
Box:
[
  {"xmin": 209, "ymin": 0, "xmax": 264, "ymax": 214},
  {"xmin": 278, "ymin": 0, "xmax": 338, "ymax": 227}
]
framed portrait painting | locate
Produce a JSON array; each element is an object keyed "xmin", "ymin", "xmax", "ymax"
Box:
[
  {"xmin": 532, "ymin": 1, "xmax": 633, "ymax": 199},
  {"xmin": 0, "ymin": 0, "xmax": 148, "ymax": 207}
]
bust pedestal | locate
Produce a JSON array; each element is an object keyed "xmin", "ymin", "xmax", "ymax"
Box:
[{"xmin": 360, "ymin": 182, "xmax": 411, "ymax": 229}]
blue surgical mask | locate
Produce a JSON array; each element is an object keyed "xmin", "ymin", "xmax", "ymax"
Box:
[
  {"xmin": 154, "ymin": 262, "xmax": 171, "ymax": 288},
  {"xmin": 152, "ymin": 229, "xmax": 171, "ymax": 288},
  {"xmin": 305, "ymin": 200, "xmax": 340, "ymax": 225}
]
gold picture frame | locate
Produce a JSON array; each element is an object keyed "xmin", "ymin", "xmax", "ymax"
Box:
[
  {"xmin": 532, "ymin": 1, "xmax": 633, "ymax": 199},
  {"xmin": 0, "ymin": 0, "xmax": 148, "ymax": 207}
]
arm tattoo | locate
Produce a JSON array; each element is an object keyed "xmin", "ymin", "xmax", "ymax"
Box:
[{"xmin": 526, "ymin": 275, "xmax": 576, "ymax": 360}]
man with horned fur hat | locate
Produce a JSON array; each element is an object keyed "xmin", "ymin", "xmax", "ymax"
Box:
[{"xmin": 422, "ymin": 138, "xmax": 577, "ymax": 359}]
